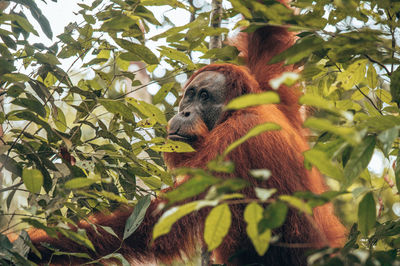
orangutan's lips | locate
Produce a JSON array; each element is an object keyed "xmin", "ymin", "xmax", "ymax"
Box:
[{"xmin": 167, "ymin": 133, "xmax": 196, "ymax": 143}]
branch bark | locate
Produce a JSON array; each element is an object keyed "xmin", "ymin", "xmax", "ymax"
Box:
[{"xmin": 209, "ymin": 0, "xmax": 223, "ymax": 61}]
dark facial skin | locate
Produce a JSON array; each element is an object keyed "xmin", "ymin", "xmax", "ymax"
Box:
[{"xmin": 168, "ymin": 71, "xmax": 227, "ymax": 143}]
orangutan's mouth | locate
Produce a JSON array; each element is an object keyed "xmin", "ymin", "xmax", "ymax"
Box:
[{"xmin": 167, "ymin": 133, "xmax": 196, "ymax": 143}]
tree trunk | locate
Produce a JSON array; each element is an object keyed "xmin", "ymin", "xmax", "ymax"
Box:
[{"xmin": 209, "ymin": 0, "xmax": 223, "ymax": 61}]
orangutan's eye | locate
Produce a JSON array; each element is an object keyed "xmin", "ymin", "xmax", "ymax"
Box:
[{"xmin": 200, "ymin": 90, "xmax": 209, "ymax": 101}]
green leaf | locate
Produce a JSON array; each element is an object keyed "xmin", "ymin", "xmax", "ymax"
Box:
[
  {"xmin": 304, "ymin": 117, "xmax": 360, "ymax": 145},
  {"xmin": 270, "ymin": 35, "xmax": 324, "ymax": 64},
  {"xmin": 279, "ymin": 195, "xmax": 313, "ymax": 215},
  {"xmin": 22, "ymin": 169, "xmax": 43, "ymax": 194},
  {"xmin": 53, "ymin": 107, "xmax": 67, "ymax": 132},
  {"xmin": 364, "ymin": 116, "xmax": 400, "ymax": 132},
  {"xmin": 153, "ymin": 200, "xmax": 217, "ymax": 240},
  {"xmin": 97, "ymin": 253, "xmax": 130, "ymax": 266},
  {"xmin": 44, "ymin": 72, "xmax": 57, "ymax": 87},
  {"xmin": 123, "ymin": 195, "xmax": 151, "ymax": 240},
  {"xmin": 126, "ymin": 98, "xmax": 167, "ymax": 125},
  {"xmin": 244, "ymin": 202, "xmax": 271, "ymax": 256},
  {"xmin": 303, "ymin": 149, "xmax": 344, "ymax": 181},
  {"xmin": 223, "ymin": 123, "xmax": 281, "ymax": 156},
  {"xmin": 336, "ymin": 59, "xmax": 368, "ymax": 90},
  {"xmin": 259, "ymin": 201, "xmax": 288, "ymax": 232},
  {"xmin": 34, "ymin": 53, "xmax": 61, "ymax": 65},
  {"xmin": 201, "ymin": 45, "xmax": 239, "ymax": 61},
  {"xmin": 4, "ymin": 14, "xmax": 38, "ymax": 36},
  {"xmin": 153, "ymin": 82, "xmax": 174, "ymax": 104},
  {"xmin": 299, "ymin": 95, "xmax": 339, "ymax": 114},
  {"xmin": 65, "ymin": 178, "xmax": 96, "ymax": 189},
  {"xmin": 58, "ymin": 228, "xmax": 95, "ymax": 251},
  {"xmin": 150, "ymin": 25, "xmax": 186, "ymax": 41},
  {"xmin": 376, "ymin": 89, "xmax": 392, "ymax": 104},
  {"xmin": 83, "ymin": 58, "xmax": 108, "ymax": 67},
  {"xmin": 141, "ymin": 0, "xmax": 187, "ymax": 8},
  {"xmin": 377, "ymin": 127, "xmax": 398, "ymax": 156},
  {"xmin": 138, "ymin": 160, "xmax": 172, "ymax": 186},
  {"xmin": 395, "ymin": 156, "xmax": 400, "ymax": 194},
  {"xmin": 207, "ymin": 160, "xmax": 235, "ymax": 173},
  {"xmin": 343, "ymin": 136, "xmax": 376, "ymax": 188},
  {"xmin": 83, "ymin": 14, "xmax": 96, "ymax": 24},
  {"xmin": 230, "ymin": 0, "xmax": 252, "ymax": 18},
  {"xmin": 98, "ymin": 226, "xmax": 119, "ymax": 239},
  {"xmin": 114, "ymin": 38, "xmax": 158, "ymax": 65},
  {"xmin": 52, "ymin": 251, "xmax": 91, "ymax": 259},
  {"xmin": 358, "ymin": 192, "xmax": 376, "ymax": 236},
  {"xmin": 21, "ymin": 218, "xmax": 57, "ymax": 238},
  {"xmin": 158, "ymin": 46, "xmax": 196, "ymax": 69},
  {"xmin": 164, "ymin": 175, "xmax": 219, "ymax": 205},
  {"xmin": 150, "ymin": 140, "xmax": 195, "ymax": 153},
  {"xmin": 225, "ymin": 92, "xmax": 280, "ymax": 110},
  {"xmin": 367, "ymin": 65, "xmax": 378, "ymax": 89},
  {"xmin": 12, "ymin": 98, "xmax": 46, "ymax": 118},
  {"xmin": 101, "ymin": 14, "xmax": 138, "ymax": 30},
  {"xmin": 1, "ymin": 73, "xmax": 30, "ymax": 82},
  {"xmin": 98, "ymin": 99, "xmax": 133, "ymax": 122},
  {"xmin": 351, "ymin": 87, "xmax": 370, "ymax": 101},
  {"xmin": 37, "ymin": 14, "xmax": 53, "ymax": 39},
  {"xmin": 0, "ymin": 155, "xmax": 22, "ymax": 177},
  {"xmin": 390, "ymin": 67, "xmax": 400, "ymax": 106},
  {"xmin": 204, "ymin": 204, "xmax": 231, "ymax": 251}
]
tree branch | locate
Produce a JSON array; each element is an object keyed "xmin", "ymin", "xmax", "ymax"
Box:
[
  {"xmin": 209, "ymin": 0, "xmax": 223, "ymax": 61},
  {"xmin": 363, "ymin": 54, "xmax": 391, "ymax": 76},
  {"xmin": 0, "ymin": 182, "xmax": 23, "ymax": 193}
]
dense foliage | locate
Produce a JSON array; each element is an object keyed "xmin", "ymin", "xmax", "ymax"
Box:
[{"xmin": 0, "ymin": 0, "xmax": 399, "ymax": 265}]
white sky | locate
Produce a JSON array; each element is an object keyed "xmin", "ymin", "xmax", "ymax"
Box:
[{"xmin": 33, "ymin": 0, "xmax": 83, "ymax": 45}]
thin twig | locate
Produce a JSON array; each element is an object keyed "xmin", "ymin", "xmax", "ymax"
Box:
[
  {"xmin": 386, "ymin": 9, "xmax": 396, "ymax": 73},
  {"xmin": 328, "ymin": 56, "xmax": 383, "ymax": 115},
  {"xmin": 0, "ymin": 182, "xmax": 23, "ymax": 193},
  {"xmin": 363, "ymin": 54, "xmax": 391, "ymax": 76},
  {"xmin": 355, "ymin": 84, "xmax": 383, "ymax": 115}
]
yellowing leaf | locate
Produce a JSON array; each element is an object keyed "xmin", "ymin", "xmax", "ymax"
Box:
[
  {"xmin": 303, "ymin": 149, "xmax": 344, "ymax": 181},
  {"xmin": 22, "ymin": 169, "xmax": 43, "ymax": 194},
  {"xmin": 279, "ymin": 195, "xmax": 312, "ymax": 215},
  {"xmin": 225, "ymin": 92, "xmax": 280, "ymax": 110},
  {"xmin": 153, "ymin": 200, "xmax": 217, "ymax": 240},
  {"xmin": 367, "ymin": 65, "xmax": 378, "ymax": 89},
  {"xmin": 351, "ymin": 87, "xmax": 370, "ymax": 101},
  {"xmin": 65, "ymin": 178, "xmax": 96, "ymax": 189},
  {"xmin": 244, "ymin": 202, "xmax": 271, "ymax": 256},
  {"xmin": 53, "ymin": 107, "xmax": 67, "ymax": 132},
  {"xmin": 158, "ymin": 46, "xmax": 196, "ymax": 69},
  {"xmin": 204, "ymin": 204, "xmax": 231, "ymax": 251},
  {"xmin": 44, "ymin": 72, "xmax": 57, "ymax": 87},
  {"xmin": 376, "ymin": 89, "xmax": 392, "ymax": 103},
  {"xmin": 126, "ymin": 98, "xmax": 167, "ymax": 125},
  {"xmin": 151, "ymin": 140, "xmax": 195, "ymax": 153},
  {"xmin": 337, "ymin": 59, "xmax": 367, "ymax": 90}
]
